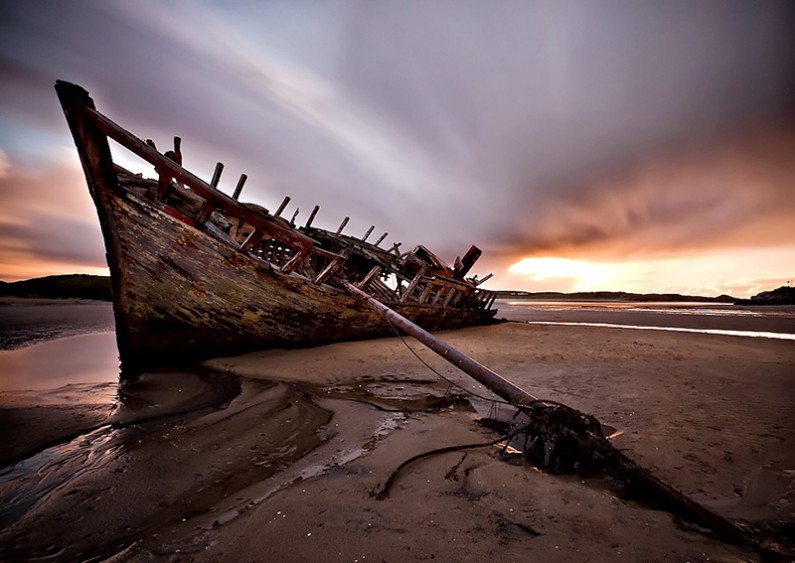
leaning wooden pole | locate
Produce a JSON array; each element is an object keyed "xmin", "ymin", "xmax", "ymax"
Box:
[
  {"xmin": 340, "ymin": 280, "xmax": 540, "ymax": 407},
  {"xmin": 342, "ymin": 279, "xmax": 771, "ymax": 553}
]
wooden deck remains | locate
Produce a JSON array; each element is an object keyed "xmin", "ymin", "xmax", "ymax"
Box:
[{"xmin": 55, "ymin": 81, "xmax": 497, "ymax": 372}]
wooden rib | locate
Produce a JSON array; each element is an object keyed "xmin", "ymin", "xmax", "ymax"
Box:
[
  {"xmin": 232, "ymin": 174, "xmax": 247, "ymax": 200},
  {"xmin": 281, "ymin": 249, "xmax": 308, "ymax": 274},
  {"xmin": 358, "ymin": 266, "xmax": 381, "ymax": 289},
  {"xmin": 211, "ymin": 162, "xmax": 224, "ymax": 187},
  {"xmin": 275, "ymin": 196, "xmax": 290, "ymax": 217},
  {"xmin": 305, "ymin": 205, "xmax": 319, "ymax": 228},
  {"xmin": 400, "ymin": 273, "xmax": 422, "ymax": 303},
  {"xmin": 86, "ymin": 106, "xmax": 317, "ymax": 253}
]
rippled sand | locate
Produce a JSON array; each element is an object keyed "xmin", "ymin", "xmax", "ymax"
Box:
[{"xmin": 1, "ymin": 321, "xmax": 793, "ymax": 561}]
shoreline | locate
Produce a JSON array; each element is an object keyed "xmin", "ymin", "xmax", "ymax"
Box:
[
  {"xmin": 1, "ymin": 322, "xmax": 792, "ymax": 560},
  {"xmin": 496, "ymin": 299, "xmax": 795, "ymax": 335},
  {"xmin": 0, "ymin": 297, "xmax": 114, "ymax": 351}
]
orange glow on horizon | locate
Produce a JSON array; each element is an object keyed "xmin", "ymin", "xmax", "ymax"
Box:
[
  {"xmin": 508, "ymin": 257, "xmax": 612, "ymax": 291},
  {"xmin": 0, "ymin": 262, "xmax": 109, "ymax": 283},
  {"xmin": 499, "ymin": 246, "xmax": 795, "ymax": 298}
]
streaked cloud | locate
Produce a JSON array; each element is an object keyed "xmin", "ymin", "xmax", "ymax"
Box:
[
  {"xmin": 491, "ymin": 120, "xmax": 795, "ymax": 260},
  {"xmin": 0, "ymin": 151, "xmax": 106, "ymax": 279},
  {"xmin": 0, "ymin": 0, "xmax": 793, "ymax": 297}
]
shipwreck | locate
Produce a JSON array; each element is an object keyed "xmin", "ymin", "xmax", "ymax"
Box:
[{"xmin": 55, "ymin": 81, "xmax": 498, "ymax": 372}]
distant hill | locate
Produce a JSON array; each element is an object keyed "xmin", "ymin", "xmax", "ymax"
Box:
[
  {"xmin": 0, "ymin": 274, "xmax": 112, "ymax": 301},
  {"xmin": 494, "ymin": 290, "xmax": 736, "ymax": 302},
  {"xmin": 734, "ymin": 286, "xmax": 795, "ymax": 305}
]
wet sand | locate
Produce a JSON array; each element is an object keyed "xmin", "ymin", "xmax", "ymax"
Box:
[
  {"xmin": 2, "ymin": 319, "xmax": 793, "ymax": 561},
  {"xmin": 0, "ymin": 297, "xmax": 114, "ymax": 350}
]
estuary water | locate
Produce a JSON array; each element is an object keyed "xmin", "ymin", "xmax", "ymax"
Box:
[
  {"xmin": 1, "ymin": 299, "xmax": 794, "ymax": 393},
  {"xmin": 0, "ymin": 299, "xmax": 117, "ymax": 393},
  {"xmin": 0, "ymin": 331, "xmax": 119, "ymax": 391},
  {"xmin": 496, "ymin": 300, "xmax": 795, "ymax": 340}
]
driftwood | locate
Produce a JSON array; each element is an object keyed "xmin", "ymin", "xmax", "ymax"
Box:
[{"xmin": 344, "ymin": 282, "xmax": 791, "ymax": 558}]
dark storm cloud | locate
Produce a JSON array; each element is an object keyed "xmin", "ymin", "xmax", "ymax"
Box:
[{"xmin": 1, "ymin": 0, "xmax": 793, "ymax": 277}]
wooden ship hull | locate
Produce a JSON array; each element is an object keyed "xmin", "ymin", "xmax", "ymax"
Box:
[{"xmin": 55, "ymin": 81, "xmax": 498, "ymax": 373}]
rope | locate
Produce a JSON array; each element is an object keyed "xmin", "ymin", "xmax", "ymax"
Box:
[{"xmin": 382, "ymin": 316, "xmax": 519, "ymax": 407}]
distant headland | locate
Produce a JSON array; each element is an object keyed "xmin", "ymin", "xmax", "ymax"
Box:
[
  {"xmin": 495, "ymin": 290, "xmax": 736, "ymax": 302},
  {"xmin": 2, "ymin": 274, "xmax": 793, "ymax": 305},
  {"xmin": 0, "ymin": 274, "xmax": 111, "ymax": 301},
  {"xmin": 733, "ymin": 286, "xmax": 795, "ymax": 305},
  {"xmin": 496, "ymin": 287, "xmax": 795, "ymax": 305}
]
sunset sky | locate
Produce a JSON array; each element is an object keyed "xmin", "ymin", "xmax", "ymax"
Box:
[{"xmin": 1, "ymin": 1, "xmax": 793, "ymax": 298}]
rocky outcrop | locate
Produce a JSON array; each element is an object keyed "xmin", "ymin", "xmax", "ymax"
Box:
[{"xmin": 735, "ymin": 286, "xmax": 795, "ymax": 305}]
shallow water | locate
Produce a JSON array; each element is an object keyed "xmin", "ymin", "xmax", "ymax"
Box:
[
  {"xmin": 522, "ymin": 321, "xmax": 795, "ymax": 341},
  {"xmin": 498, "ymin": 300, "xmax": 795, "ymax": 336},
  {"xmin": 0, "ymin": 331, "xmax": 119, "ymax": 392},
  {"xmin": 0, "ymin": 299, "xmax": 114, "ymax": 350},
  {"xmin": 0, "ymin": 424, "xmax": 119, "ymax": 528}
]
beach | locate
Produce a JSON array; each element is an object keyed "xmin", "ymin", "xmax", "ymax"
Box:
[{"xmin": 1, "ymin": 301, "xmax": 794, "ymax": 561}]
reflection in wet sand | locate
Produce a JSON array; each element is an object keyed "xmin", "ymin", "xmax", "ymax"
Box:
[
  {"xmin": 0, "ymin": 331, "xmax": 119, "ymax": 391},
  {"xmin": 523, "ymin": 321, "xmax": 795, "ymax": 341},
  {"xmin": 0, "ymin": 369, "xmax": 334, "ymax": 561}
]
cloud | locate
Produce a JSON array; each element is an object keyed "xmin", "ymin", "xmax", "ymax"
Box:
[
  {"xmin": 0, "ymin": 148, "xmax": 8, "ymax": 178},
  {"xmin": 0, "ymin": 153, "xmax": 105, "ymax": 279},
  {"xmin": 1, "ymin": 0, "xmax": 793, "ymax": 291},
  {"xmin": 489, "ymin": 119, "xmax": 795, "ymax": 261}
]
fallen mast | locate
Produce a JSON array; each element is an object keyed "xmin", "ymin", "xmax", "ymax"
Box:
[{"xmin": 341, "ymin": 278, "xmax": 540, "ymax": 408}]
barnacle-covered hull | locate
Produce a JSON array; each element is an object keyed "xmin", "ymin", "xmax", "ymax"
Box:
[{"xmin": 56, "ymin": 81, "xmax": 497, "ymax": 373}]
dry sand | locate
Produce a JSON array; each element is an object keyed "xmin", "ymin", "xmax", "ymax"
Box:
[{"xmin": 1, "ymin": 321, "xmax": 793, "ymax": 561}]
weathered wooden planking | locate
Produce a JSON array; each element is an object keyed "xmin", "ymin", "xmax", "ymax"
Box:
[{"xmin": 109, "ymin": 189, "xmax": 492, "ymax": 371}]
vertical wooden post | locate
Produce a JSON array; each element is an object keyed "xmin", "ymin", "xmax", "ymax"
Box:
[
  {"xmin": 173, "ymin": 137, "xmax": 182, "ymax": 165},
  {"xmin": 281, "ymin": 249, "xmax": 308, "ymax": 273},
  {"xmin": 362, "ymin": 225, "xmax": 375, "ymax": 241},
  {"xmin": 240, "ymin": 230, "xmax": 262, "ymax": 252},
  {"xmin": 305, "ymin": 205, "xmax": 320, "ymax": 228},
  {"xmin": 374, "ymin": 232, "xmax": 388, "ymax": 246},
  {"xmin": 336, "ymin": 216, "xmax": 349, "ymax": 235},
  {"xmin": 232, "ymin": 174, "xmax": 248, "ymax": 200},
  {"xmin": 444, "ymin": 287, "xmax": 459, "ymax": 307},
  {"xmin": 211, "ymin": 162, "xmax": 224, "ymax": 187},
  {"xmin": 275, "ymin": 196, "xmax": 290, "ymax": 217},
  {"xmin": 400, "ymin": 273, "xmax": 423, "ymax": 303},
  {"xmin": 418, "ymin": 282, "xmax": 434, "ymax": 304},
  {"xmin": 195, "ymin": 202, "xmax": 215, "ymax": 227},
  {"xmin": 315, "ymin": 257, "xmax": 343, "ymax": 285},
  {"xmin": 453, "ymin": 245, "xmax": 482, "ymax": 278},
  {"xmin": 358, "ymin": 266, "xmax": 382, "ymax": 289}
]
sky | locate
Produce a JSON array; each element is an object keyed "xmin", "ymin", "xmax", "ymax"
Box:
[{"xmin": 1, "ymin": 0, "xmax": 793, "ymax": 298}]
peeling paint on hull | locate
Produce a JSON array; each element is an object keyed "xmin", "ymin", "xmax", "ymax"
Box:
[
  {"xmin": 55, "ymin": 80, "xmax": 497, "ymax": 374},
  {"xmin": 109, "ymin": 190, "xmax": 492, "ymax": 370}
]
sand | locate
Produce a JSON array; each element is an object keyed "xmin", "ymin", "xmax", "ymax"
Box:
[{"xmin": 1, "ymin": 321, "xmax": 793, "ymax": 561}]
